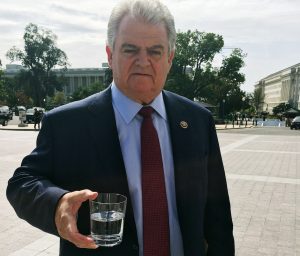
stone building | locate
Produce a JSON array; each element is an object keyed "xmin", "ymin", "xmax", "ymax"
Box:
[
  {"xmin": 4, "ymin": 64, "xmax": 108, "ymax": 97},
  {"xmin": 57, "ymin": 67, "xmax": 107, "ymax": 96},
  {"xmin": 254, "ymin": 63, "xmax": 300, "ymax": 113}
]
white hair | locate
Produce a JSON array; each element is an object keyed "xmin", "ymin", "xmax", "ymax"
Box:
[{"xmin": 107, "ymin": 0, "xmax": 176, "ymax": 52}]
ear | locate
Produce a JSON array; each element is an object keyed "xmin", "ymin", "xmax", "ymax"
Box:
[
  {"xmin": 168, "ymin": 50, "xmax": 175, "ymax": 64},
  {"xmin": 106, "ymin": 45, "xmax": 113, "ymax": 67},
  {"xmin": 167, "ymin": 50, "xmax": 175, "ymax": 71}
]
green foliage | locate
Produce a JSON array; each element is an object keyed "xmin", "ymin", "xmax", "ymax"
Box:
[
  {"xmin": 71, "ymin": 82, "xmax": 107, "ymax": 101},
  {"xmin": 168, "ymin": 30, "xmax": 246, "ymax": 117},
  {"xmin": 104, "ymin": 68, "xmax": 113, "ymax": 87},
  {"xmin": 218, "ymin": 49, "xmax": 246, "ymax": 86},
  {"xmin": 6, "ymin": 23, "xmax": 68, "ymax": 106},
  {"xmin": 172, "ymin": 30, "xmax": 224, "ymax": 77},
  {"xmin": 272, "ymin": 103, "xmax": 292, "ymax": 115},
  {"xmin": 252, "ymin": 87, "xmax": 264, "ymax": 112},
  {"xmin": 0, "ymin": 60, "xmax": 6, "ymax": 104},
  {"xmin": 52, "ymin": 91, "xmax": 66, "ymax": 105},
  {"xmin": 165, "ymin": 73, "xmax": 195, "ymax": 100},
  {"xmin": 44, "ymin": 91, "xmax": 66, "ymax": 109}
]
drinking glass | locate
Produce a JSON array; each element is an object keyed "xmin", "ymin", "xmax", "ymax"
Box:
[{"xmin": 89, "ymin": 193, "xmax": 127, "ymax": 247}]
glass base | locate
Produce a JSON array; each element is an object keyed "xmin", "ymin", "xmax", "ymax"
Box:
[{"xmin": 92, "ymin": 234, "xmax": 122, "ymax": 247}]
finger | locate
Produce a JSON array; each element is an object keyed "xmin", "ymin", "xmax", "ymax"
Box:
[
  {"xmin": 71, "ymin": 189, "xmax": 98, "ymax": 203},
  {"xmin": 60, "ymin": 218, "xmax": 97, "ymax": 249},
  {"xmin": 69, "ymin": 232, "xmax": 98, "ymax": 249}
]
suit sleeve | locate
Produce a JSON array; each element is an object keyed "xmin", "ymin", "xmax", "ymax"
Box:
[
  {"xmin": 6, "ymin": 113, "xmax": 68, "ymax": 236},
  {"xmin": 204, "ymin": 115, "xmax": 235, "ymax": 255}
]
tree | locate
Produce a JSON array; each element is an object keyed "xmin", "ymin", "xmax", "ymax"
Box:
[
  {"xmin": 71, "ymin": 82, "xmax": 107, "ymax": 101},
  {"xmin": 45, "ymin": 91, "xmax": 66, "ymax": 109},
  {"xmin": 6, "ymin": 23, "xmax": 68, "ymax": 106},
  {"xmin": 210, "ymin": 48, "xmax": 246, "ymax": 117},
  {"xmin": 168, "ymin": 30, "xmax": 246, "ymax": 118},
  {"xmin": 168, "ymin": 30, "xmax": 224, "ymax": 99},
  {"xmin": 272, "ymin": 102, "xmax": 292, "ymax": 116},
  {"xmin": 0, "ymin": 59, "xmax": 7, "ymax": 105},
  {"xmin": 252, "ymin": 87, "xmax": 264, "ymax": 112},
  {"xmin": 104, "ymin": 68, "xmax": 113, "ymax": 87}
]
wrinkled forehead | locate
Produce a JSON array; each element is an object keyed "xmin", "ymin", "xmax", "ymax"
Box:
[{"xmin": 115, "ymin": 15, "xmax": 169, "ymax": 47}]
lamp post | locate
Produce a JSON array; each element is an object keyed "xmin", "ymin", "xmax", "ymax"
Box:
[
  {"xmin": 241, "ymin": 97, "xmax": 245, "ymax": 125},
  {"xmin": 222, "ymin": 99, "xmax": 225, "ymax": 120}
]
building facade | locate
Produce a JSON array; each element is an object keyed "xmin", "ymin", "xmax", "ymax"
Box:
[
  {"xmin": 254, "ymin": 63, "xmax": 300, "ymax": 113},
  {"xmin": 4, "ymin": 64, "xmax": 108, "ymax": 96},
  {"xmin": 56, "ymin": 67, "xmax": 106, "ymax": 96}
]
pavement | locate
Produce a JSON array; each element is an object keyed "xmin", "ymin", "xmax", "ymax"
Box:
[
  {"xmin": 0, "ymin": 123, "xmax": 40, "ymax": 131},
  {"xmin": 1, "ymin": 125, "xmax": 299, "ymax": 256}
]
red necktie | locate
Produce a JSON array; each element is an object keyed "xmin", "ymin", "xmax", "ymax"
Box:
[{"xmin": 139, "ymin": 106, "xmax": 170, "ymax": 256}]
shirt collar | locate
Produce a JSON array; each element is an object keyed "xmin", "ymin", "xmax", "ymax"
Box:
[{"xmin": 111, "ymin": 81, "xmax": 167, "ymax": 124}]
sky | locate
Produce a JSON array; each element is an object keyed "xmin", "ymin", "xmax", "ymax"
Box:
[{"xmin": 0, "ymin": 0, "xmax": 300, "ymax": 92}]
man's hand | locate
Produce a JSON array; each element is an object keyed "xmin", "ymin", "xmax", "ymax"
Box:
[{"xmin": 55, "ymin": 189, "xmax": 98, "ymax": 249}]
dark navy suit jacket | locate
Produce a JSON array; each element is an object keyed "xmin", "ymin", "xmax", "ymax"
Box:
[{"xmin": 7, "ymin": 88, "xmax": 234, "ymax": 256}]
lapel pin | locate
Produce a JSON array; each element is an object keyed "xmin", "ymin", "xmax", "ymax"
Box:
[{"xmin": 180, "ymin": 121, "xmax": 188, "ymax": 129}]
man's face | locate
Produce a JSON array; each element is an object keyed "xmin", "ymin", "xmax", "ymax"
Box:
[{"xmin": 106, "ymin": 15, "xmax": 174, "ymax": 104}]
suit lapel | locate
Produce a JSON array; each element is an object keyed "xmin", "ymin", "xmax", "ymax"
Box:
[{"xmin": 163, "ymin": 91, "xmax": 208, "ymax": 255}]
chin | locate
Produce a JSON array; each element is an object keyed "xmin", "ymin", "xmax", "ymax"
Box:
[
  {"xmin": 130, "ymin": 82, "xmax": 154, "ymax": 92},
  {"xmin": 130, "ymin": 90, "xmax": 158, "ymax": 104}
]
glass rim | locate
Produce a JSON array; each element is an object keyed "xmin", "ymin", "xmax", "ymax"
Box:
[{"xmin": 91, "ymin": 193, "xmax": 127, "ymax": 204}]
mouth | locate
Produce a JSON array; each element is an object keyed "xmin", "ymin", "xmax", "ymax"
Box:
[{"xmin": 132, "ymin": 73, "xmax": 151, "ymax": 77}]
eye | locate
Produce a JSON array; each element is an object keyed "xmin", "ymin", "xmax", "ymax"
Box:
[
  {"xmin": 149, "ymin": 50, "xmax": 162, "ymax": 56},
  {"xmin": 148, "ymin": 49, "xmax": 163, "ymax": 60},
  {"xmin": 122, "ymin": 48, "xmax": 138, "ymax": 55}
]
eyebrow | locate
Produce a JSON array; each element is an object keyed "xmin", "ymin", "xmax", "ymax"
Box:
[
  {"xmin": 121, "ymin": 43, "xmax": 138, "ymax": 49},
  {"xmin": 121, "ymin": 43, "xmax": 165, "ymax": 51}
]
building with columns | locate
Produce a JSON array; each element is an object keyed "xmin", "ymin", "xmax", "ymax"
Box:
[
  {"xmin": 3, "ymin": 64, "xmax": 108, "ymax": 97},
  {"xmin": 254, "ymin": 63, "xmax": 300, "ymax": 113},
  {"xmin": 57, "ymin": 67, "xmax": 107, "ymax": 96}
]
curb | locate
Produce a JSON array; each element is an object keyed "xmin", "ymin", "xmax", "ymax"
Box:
[
  {"xmin": 216, "ymin": 125, "xmax": 254, "ymax": 130},
  {"xmin": 0, "ymin": 127, "xmax": 37, "ymax": 131},
  {"xmin": 0, "ymin": 124, "xmax": 37, "ymax": 131}
]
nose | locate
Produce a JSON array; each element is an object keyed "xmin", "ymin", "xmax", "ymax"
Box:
[{"xmin": 135, "ymin": 50, "xmax": 150, "ymax": 67}]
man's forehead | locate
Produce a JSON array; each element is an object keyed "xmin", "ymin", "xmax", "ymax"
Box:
[{"xmin": 117, "ymin": 16, "xmax": 168, "ymax": 40}]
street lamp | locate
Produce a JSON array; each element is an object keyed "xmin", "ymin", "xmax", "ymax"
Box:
[
  {"xmin": 241, "ymin": 97, "xmax": 245, "ymax": 125},
  {"xmin": 222, "ymin": 99, "xmax": 225, "ymax": 120}
]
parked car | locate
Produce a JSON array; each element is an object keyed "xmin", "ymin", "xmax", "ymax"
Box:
[
  {"xmin": 0, "ymin": 106, "xmax": 13, "ymax": 126},
  {"xmin": 290, "ymin": 116, "xmax": 300, "ymax": 130},
  {"xmin": 25, "ymin": 107, "xmax": 45, "ymax": 124},
  {"xmin": 0, "ymin": 106, "xmax": 13, "ymax": 119}
]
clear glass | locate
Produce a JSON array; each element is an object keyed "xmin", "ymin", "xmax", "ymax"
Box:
[{"xmin": 89, "ymin": 193, "xmax": 127, "ymax": 247}]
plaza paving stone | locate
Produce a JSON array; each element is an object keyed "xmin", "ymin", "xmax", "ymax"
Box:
[{"xmin": 0, "ymin": 127, "xmax": 299, "ymax": 255}]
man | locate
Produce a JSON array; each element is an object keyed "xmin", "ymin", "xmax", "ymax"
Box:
[
  {"xmin": 33, "ymin": 108, "xmax": 42, "ymax": 130},
  {"xmin": 6, "ymin": 0, "xmax": 234, "ymax": 255}
]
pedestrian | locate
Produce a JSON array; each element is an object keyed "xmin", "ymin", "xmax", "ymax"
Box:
[
  {"xmin": 254, "ymin": 115, "xmax": 258, "ymax": 126},
  {"xmin": 6, "ymin": 1, "xmax": 234, "ymax": 255},
  {"xmin": 33, "ymin": 108, "xmax": 42, "ymax": 130}
]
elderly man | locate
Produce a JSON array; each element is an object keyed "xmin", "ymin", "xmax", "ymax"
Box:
[{"xmin": 7, "ymin": 0, "xmax": 234, "ymax": 255}]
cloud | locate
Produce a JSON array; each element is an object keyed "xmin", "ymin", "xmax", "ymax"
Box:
[
  {"xmin": 1, "ymin": 0, "xmax": 300, "ymax": 92},
  {"xmin": 50, "ymin": 4, "xmax": 102, "ymax": 20}
]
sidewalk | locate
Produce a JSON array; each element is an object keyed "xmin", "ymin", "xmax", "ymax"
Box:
[
  {"xmin": 1, "ymin": 127, "xmax": 299, "ymax": 256},
  {"xmin": 0, "ymin": 124, "xmax": 39, "ymax": 131}
]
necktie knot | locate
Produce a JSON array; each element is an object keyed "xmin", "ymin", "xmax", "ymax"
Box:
[{"xmin": 139, "ymin": 106, "xmax": 153, "ymax": 118}]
